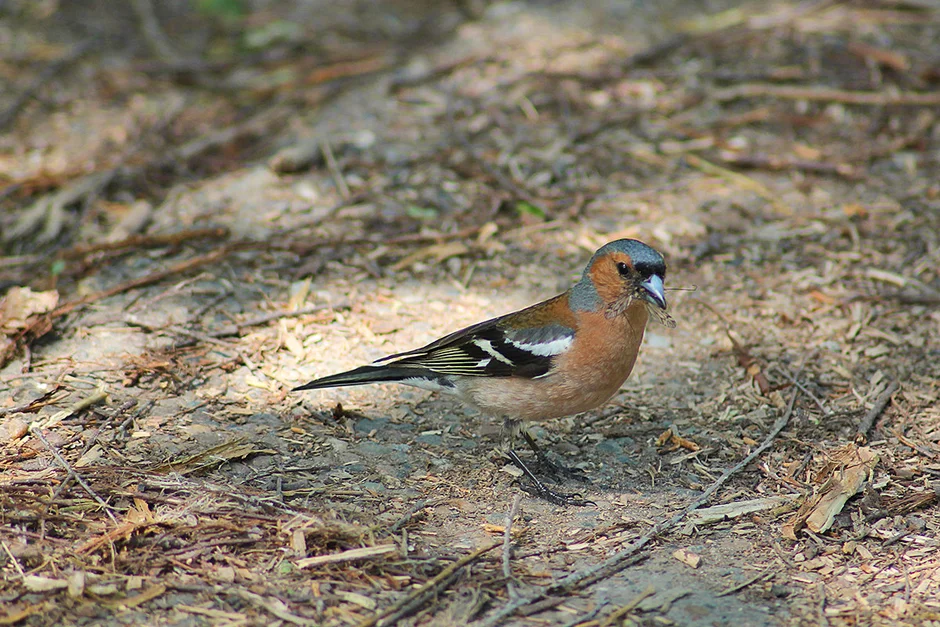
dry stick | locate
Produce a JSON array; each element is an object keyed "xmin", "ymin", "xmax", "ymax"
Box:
[
  {"xmin": 357, "ymin": 541, "xmax": 501, "ymax": 627},
  {"xmin": 855, "ymin": 380, "xmax": 900, "ymax": 444},
  {"xmin": 0, "ymin": 540, "xmax": 26, "ymax": 578},
  {"xmin": 717, "ymin": 568, "xmax": 773, "ymax": 597},
  {"xmin": 597, "ymin": 586, "xmax": 656, "ymax": 627},
  {"xmin": 61, "ymin": 227, "xmax": 230, "ymax": 259},
  {"xmin": 718, "ymin": 153, "xmax": 857, "ymax": 179},
  {"xmin": 684, "ymin": 153, "xmax": 788, "ymax": 213},
  {"xmin": 773, "ymin": 366, "xmax": 830, "ymax": 416},
  {"xmin": 321, "ymin": 139, "xmax": 351, "ymax": 200},
  {"xmin": 502, "ymin": 493, "xmax": 523, "ymax": 598},
  {"xmin": 476, "ymin": 374, "xmax": 803, "ymax": 627},
  {"xmin": 50, "ymin": 246, "xmax": 237, "ymax": 319},
  {"xmin": 128, "ymin": 0, "xmax": 182, "ymax": 62},
  {"xmin": 383, "ymin": 498, "xmax": 446, "ymax": 534},
  {"xmin": 713, "ymin": 84, "xmax": 940, "ymax": 107},
  {"xmin": 29, "ymin": 424, "xmax": 119, "ymax": 524},
  {"xmin": 47, "ymin": 224, "xmax": 482, "ymax": 328}
]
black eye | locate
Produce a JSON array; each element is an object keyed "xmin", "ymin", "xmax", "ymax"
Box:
[{"xmin": 616, "ymin": 262, "xmax": 630, "ymax": 277}]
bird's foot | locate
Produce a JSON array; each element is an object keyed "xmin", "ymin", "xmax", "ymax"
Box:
[
  {"xmin": 521, "ymin": 430, "xmax": 591, "ymax": 483},
  {"xmin": 532, "ymin": 453, "xmax": 591, "ymax": 484},
  {"xmin": 506, "ymin": 449, "xmax": 595, "ymax": 507}
]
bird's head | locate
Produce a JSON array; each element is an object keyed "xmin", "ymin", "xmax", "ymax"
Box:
[{"xmin": 575, "ymin": 239, "xmax": 676, "ymax": 327}]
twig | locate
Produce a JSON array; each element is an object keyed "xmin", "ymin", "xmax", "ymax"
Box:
[
  {"xmin": 383, "ymin": 498, "xmax": 445, "ymax": 533},
  {"xmin": 475, "ymin": 364, "xmax": 804, "ymax": 627},
  {"xmin": 358, "ymin": 542, "xmax": 501, "ymax": 627},
  {"xmin": 295, "ymin": 544, "xmax": 397, "ymax": 569},
  {"xmin": 236, "ymin": 589, "xmax": 316, "ymax": 626},
  {"xmin": 816, "ymin": 582, "xmax": 830, "ymax": 627},
  {"xmin": 717, "ymin": 568, "xmax": 773, "ymax": 597},
  {"xmin": 0, "ymin": 540, "xmax": 26, "ymax": 578},
  {"xmin": 559, "ymin": 601, "xmax": 608, "ymax": 627},
  {"xmin": 50, "ymin": 246, "xmax": 239, "ymax": 318},
  {"xmin": 129, "ymin": 0, "xmax": 182, "ymax": 62},
  {"xmin": 598, "ymin": 586, "xmax": 655, "ymax": 627},
  {"xmin": 29, "ymin": 424, "xmax": 118, "ymax": 524},
  {"xmin": 713, "ymin": 84, "xmax": 940, "ymax": 107},
  {"xmin": 502, "ymin": 493, "xmax": 523, "ymax": 598},
  {"xmin": 321, "ymin": 140, "xmax": 351, "ymax": 200},
  {"xmin": 773, "ymin": 366, "xmax": 830, "ymax": 416},
  {"xmin": 717, "ymin": 152, "xmax": 858, "ymax": 179},
  {"xmin": 60, "ymin": 227, "xmax": 230, "ymax": 259},
  {"xmin": 684, "ymin": 153, "xmax": 788, "ymax": 213},
  {"xmin": 855, "ymin": 381, "xmax": 900, "ymax": 444},
  {"xmin": 0, "ymin": 40, "xmax": 95, "ymax": 131},
  {"xmin": 771, "ymin": 541, "xmax": 796, "ymax": 569}
]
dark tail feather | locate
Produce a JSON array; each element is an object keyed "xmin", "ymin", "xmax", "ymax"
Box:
[{"xmin": 293, "ymin": 365, "xmax": 426, "ymax": 392}]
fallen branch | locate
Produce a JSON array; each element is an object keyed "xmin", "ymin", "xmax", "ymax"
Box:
[
  {"xmin": 713, "ymin": 84, "xmax": 940, "ymax": 106},
  {"xmin": 855, "ymin": 380, "xmax": 900, "ymax": 443},
  {"xmin": 60, "ymin": 227, "xmax": 230, "ymax": 259}
]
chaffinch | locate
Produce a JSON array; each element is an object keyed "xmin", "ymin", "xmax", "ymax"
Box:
[{"xmin": 295, "ymin": 239, "xmax": 676, "ymax": 505}]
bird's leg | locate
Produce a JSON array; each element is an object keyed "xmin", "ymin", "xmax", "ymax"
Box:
[
  {"xmin": 519, "ymin": 428, "xmax": 590, "ymax": 483},
  {"xmin": 502, "ymin": 419, "xmax": 594, "ymax": 507}
]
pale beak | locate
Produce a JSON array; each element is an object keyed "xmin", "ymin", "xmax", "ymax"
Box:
[{"xmin": 640, "ymin": 275, "xmax": 667, "ymax": 310}]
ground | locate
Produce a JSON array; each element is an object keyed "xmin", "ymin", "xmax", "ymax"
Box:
[{"xmin": 1, "ymin": 1, "xmax": 940, "ymax": 626}]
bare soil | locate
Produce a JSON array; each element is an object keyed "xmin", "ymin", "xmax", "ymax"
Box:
[{"xmin": 2, "ymin": 1, "xmax": 939, "ymax": 626}]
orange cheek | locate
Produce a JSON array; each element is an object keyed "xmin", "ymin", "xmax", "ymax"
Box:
[{"xmin": 588, "ymin": 263, "xmax": 626, "ymax": 302}]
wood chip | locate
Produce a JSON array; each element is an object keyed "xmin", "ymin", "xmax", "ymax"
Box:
[
  {"xmin": 782, "ymin": 444, "xmax": 879, "ymax": 538},
  {"xmin": 689, "ymin": 496, "xmax": 793, "ymax": 525},
  {"xmin": 23, "ymin": 576, "xmax": 68, "ymax": 592},
  {"xmin": 296, "ymin": 544, "xmax": 398, "ymax": 569},
  {"xmin": 673, "ymin": 548, "xmax": 702, "ymax": 568}
]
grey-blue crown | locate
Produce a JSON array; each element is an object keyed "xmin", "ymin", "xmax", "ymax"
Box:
[{"xmin": 585, "ymin": 239, "xmax": 666, "ymax": 279}]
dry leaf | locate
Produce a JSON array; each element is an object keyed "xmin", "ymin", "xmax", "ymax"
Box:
[{"xmin": 0, "ymin": 287, "xmax": 59, "ymax": 332}]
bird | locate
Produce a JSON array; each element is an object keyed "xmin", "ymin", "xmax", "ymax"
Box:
[{"xmin": 294, "ymin": 239, "xmax": 676, "ymax": 505}]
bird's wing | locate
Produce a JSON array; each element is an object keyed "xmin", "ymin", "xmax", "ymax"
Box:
[{"xmin": 376, "ymin": 316, "xmax": 575, "ymax": 379}]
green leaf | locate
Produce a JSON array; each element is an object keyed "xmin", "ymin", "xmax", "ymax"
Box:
[
  {"xmin": 515, "ymin": 201, "xmax": 546, "ymax": 219},
  {"xmin": 243, "ymin": 20, "xmax": 302, "ymax": 50},
  {"xmin": 195, "ymin": 0, "xmax": 247, "ymax": 19},
  {"xmin": 50, "ymin": 259, "xmax": 66, "ymax": 276},
  {"xmin": 406, "ymin": 205, "xmax": 438, "ymax": 220}
]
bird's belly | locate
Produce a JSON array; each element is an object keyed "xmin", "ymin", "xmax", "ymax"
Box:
[{"xmin": 456, "ymin": 357, "xmax": 635, "ymax": 421}]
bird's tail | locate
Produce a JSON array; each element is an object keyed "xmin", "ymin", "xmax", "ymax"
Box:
[{"xmin": 292, "ymin": 365, "xmax": 426, "ymax": 391}]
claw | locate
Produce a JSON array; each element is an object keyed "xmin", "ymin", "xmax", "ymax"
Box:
[{"xmin": 506, "ymin": 449, "xmax": 595, "ymax": 507}]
